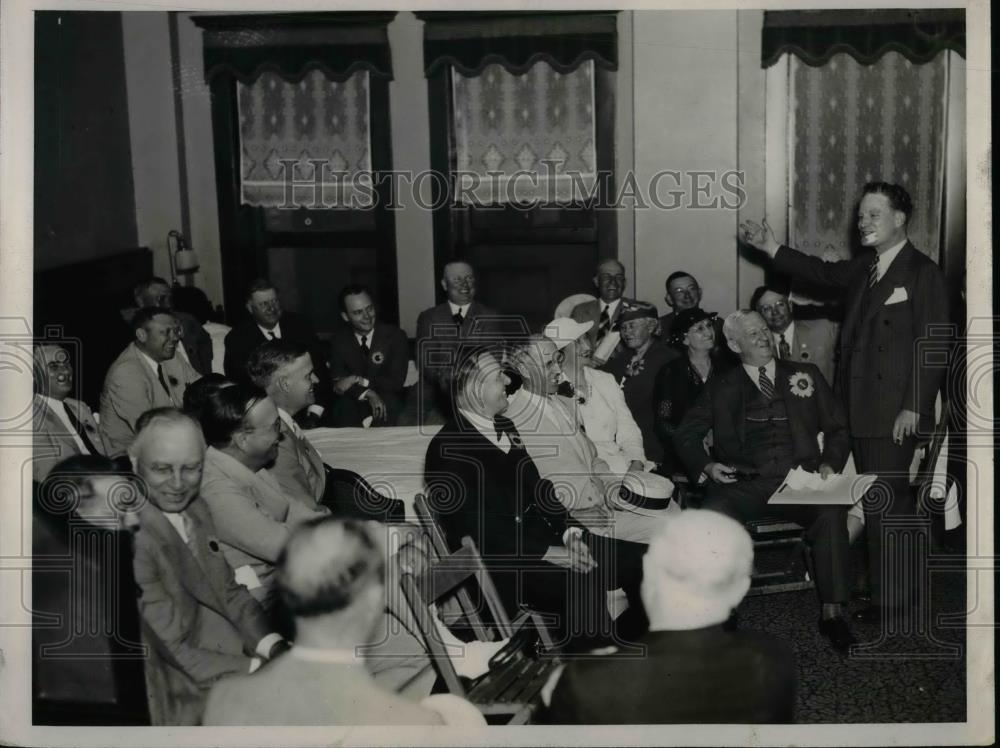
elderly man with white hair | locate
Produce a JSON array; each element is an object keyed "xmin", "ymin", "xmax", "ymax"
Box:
[{"xmin": 546, "ymin": 510, "xmax": 795, "ymax": 724}]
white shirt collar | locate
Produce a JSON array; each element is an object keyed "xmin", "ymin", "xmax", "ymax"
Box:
[
  {"xmin": 742, "ymin": 359, "xmax": 777, "ymax": 391},
  {"xmin": 774, "ymin": 320, "xmax": 795, "ymax": 346},
  {"xmin": 448, "ymin": 302, "xmax": 472, "ymax": 317},
  {"xmin": 355, "ymin": 329, "xmax": 374, "ymax": 347},
  {"xmin": 277, "ymin": 407, "xmax": 301, "ymax": 437},
  {"xmin": 458, "ymin": 407, "xmax": 511, "ymax": 453},
  {"xmin": 136, "ymin": 346, "xmax": 162, "ymax": 376},
  {"xmin": 602, "ymin": 298, "xmax": 622, "ymax": 317},
  {"xmin": 291, "ymin": 645, "xmax": 362, "ymax": 665},
  {"xmin": 162, "ymin": 510, "xmax": 190, "ymax": 544},
  {"xmin": 875, "ymin": 239, "xmax": 907, "ymax": 281},
  {"xmin": 40, "ymin": 396, "xmax": 89, "ymax": 453},
  {"xmin": 258, "ymin": 322, "xmax": 282, "ymax": 340}
]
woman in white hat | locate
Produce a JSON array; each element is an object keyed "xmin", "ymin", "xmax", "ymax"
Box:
[{"xmin": 544, "ymin": 317, "xmax": 653, "ymax": 476}]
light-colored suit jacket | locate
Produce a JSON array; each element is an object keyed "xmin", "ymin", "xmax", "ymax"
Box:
[
  {"xmin": 32, "ymin": 395, "xmax": 109, "ymax": 482},
  {"xmin": 132, "ymin": 497, "xmax": 271, "ymax": 725},
  {"xmin": 268, "ymin": 416, "xmax": 326, "ymax": 511},
  {"xmin": 561, "ymin": 367, "xmax": 649, "ymax": 474},
  {"xmin": 203, "ymin": 654, "xmax": 441, "ymax": 726},
  {"xmin": 200, "ymin": 447, "xmax": 326, "ymax": 604},
  {"xmin": 99, "ymin": 343, "xmax": 200, "ymax": 456}
]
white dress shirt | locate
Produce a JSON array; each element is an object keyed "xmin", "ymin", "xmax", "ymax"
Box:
[
  {"xmin": 874, "ymin": 239, "xmax": 907, "ymax": 282},
  {"xmin": 40, "ymin": 396, "xmax": 89, "ymax": 453},
  {"xmin": 774, "ymin": 320, "xmax": 795, "ymax": 355},
  {"xmin": 458, "ymin": 407, "xmax": 511, "ymax": 453},
  {"xmin": 742, "ymin": 359, "xmax": 777, "ymax": 394},
  {"xmin": 600, "ymin": 298, "xmax": 622, "ymax": 321},
  {"xmin": 258, "ymin": 322, "xmax": 282, "ymax": 340},
  {"xmin": 448, "ymin": 302, "xmax": 472, "ymax": 319}
]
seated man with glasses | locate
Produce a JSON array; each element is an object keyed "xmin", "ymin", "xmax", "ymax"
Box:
[{"xmin": 99, "ymin": 306, "xmax": 201, "ymax": 456}]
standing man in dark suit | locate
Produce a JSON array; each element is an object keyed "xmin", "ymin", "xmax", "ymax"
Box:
[
  {"xmin": 741, "ymin": 181, "xmax": 950, "ymax": 620},
  {"xmin": 329, "ymin": 284, "xmax": 409, "ymax": 427},
  {"xmin": 546, "ymin": 510, "xmax": 795, "ymax": 724},
  {"xmin": 127, "ymin": 409, "xmax": 286, "ymax": 725},
  {"xmin": 674, "ymin": 310, "xmax": 856, "ymax": 652},
  {"xmin": 223, "ymin": 279, "xmax": 331, "ymax": 425},
  {"xmin": 424, "ymin": 348, "xmax": 638, "ymax": 649},
  {"xmin": 750, "ymin": 283, "xmax": 839, "ymax": 387},
  {"xmin": 415, "ymin": 261, "xmax": 503, "ymax": 422},
  {"xmin": 569, "ymin": 259, "xmax": 636, "ymax": 364}
]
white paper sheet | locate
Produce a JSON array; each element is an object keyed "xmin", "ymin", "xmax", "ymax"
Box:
[{"xmin": 768, "ymin": 467, "xmax": 877, "ymax": 506}]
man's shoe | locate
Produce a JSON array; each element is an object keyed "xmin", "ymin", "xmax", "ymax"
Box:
[
  {"xmin": 818, "ymin": 616, "xmax": 857, "ymax": 654},
  {"xmin": 852, "ymin": 602, "xmax": 885, "ymax": 624}
]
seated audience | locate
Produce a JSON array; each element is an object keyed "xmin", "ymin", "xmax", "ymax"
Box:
[
  {"xmin": 600, "ymin": 301, "xmax": 679, "ymax": 465},
  {"xmin": 181, "ymin": 373, "xmax": 234, "ymax": 421},
  {"xmin": 127, "ymin": 409, "xmax": 286, "ymax": 725},
  {"xmin": 223, "ymin": 278, "xmax": 330, "ymax": 425},
  {"xmin": 544, "ymin": 317, "xmax": 652, "ymax": 474},
  {"xmin": 124, "ymin": 277, "xmax": 213, "ymax": 375},
  {"xmin": 32, "ymin": 343, "xmax": 109, "ymax": 483},
  {"xmin": 329, "ymin": 284, "xmax": 408, "ymax": 427},
  {"xmin": 546, "ymin": 510, "xmax": 795, "ymax": 724},
  {"xmin": 197, "ymin": 384, "xmax": 327, "ymax": 612},
  {"xmin": 415, "ymin": 261, "xmax": 503, "ymax": 423},
  {"xmin": 33, "ymin": 454, "xmax": 147, "ymax": 724},
  {"xmin": 750, "ymin": 282, "xmax": 838, "ymax": 387},
  {"xmin": 426, "ymin": 346, "xmax": 652, "ymax": 648},
  {"xmin": 99, "ymin": 307, "xmax": 201, "ymax": 456},
  {"xmin": 653, "ymin": 308, "xmax": 733, "ymax": 475},
  {"xmin": 673, "ymin": 310, "xmax": 856, "ymax": 652},
  {"xmin": 203, "ymin": 517, "xmax": 483, "ymax": 726},
  {"xmin": 659, "ymin": 271, "xmax": 735, "ymax": 365},
  {"xmin": 569, "ymin": 259, "xmax": 636, "ymax": 364}
]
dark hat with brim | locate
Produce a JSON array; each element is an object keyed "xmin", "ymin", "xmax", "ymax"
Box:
[
  {"xmin": 617, "ymin": 301, "xmax": 658, "ymax": 325},
  {"xmin": 670, "ymin": 308, "xmax": 718, "ymax": 348}
]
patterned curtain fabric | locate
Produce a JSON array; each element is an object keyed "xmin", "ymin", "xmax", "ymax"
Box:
[
  {"xmin": 789, "ymin": 51, "xmax": 947, "ymax": 267},
  {"xmin": 452, "ymin": 60, "xmax": 596, "ymax": 205},
  {"xmin": 238, "ymin": 69, "xmax": 372, "ymax": 208}
]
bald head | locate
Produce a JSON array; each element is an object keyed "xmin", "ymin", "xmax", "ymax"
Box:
[
  {"xmin": 642, "ymin": 510, "xmax": 754, "ymax": 629},
  {"xmin": 594, "ymin": 259, "xmax": 626, "ymax": 304},
  {"xmin": 441, "ymin": 261, "xmax": 476, "ymax": 306},
  {"xmin": 278, "ymin": 517, "xmax": 386, "ymax": 621},
  {"xmin": 129, "ymin": 408, "xmax": 205, "ymax": 514}
]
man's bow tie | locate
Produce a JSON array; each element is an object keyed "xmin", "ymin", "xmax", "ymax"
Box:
[{"xmin": 492, "ymin": 415, "xmax": 522, "ymax": 447}]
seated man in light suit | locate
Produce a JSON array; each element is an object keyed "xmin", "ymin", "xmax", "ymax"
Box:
[
  {"xmin": 197, "ymin": 383, "xmax": 327, "ymax": 613},
  {"xmin": 203, "ymin": 517, "xmax": 483, "ymax": 726},
  {"xmin": 750, "ymin": 282, "xmax": 838, "ymax": 388},
  {"xmin": 546, "ymin": 510, "xmax": 795, "ymax": 724},
  {"xmin": 99, "ymin": 306, "xmax": 201, "ymax": 456},
  {"xmin": 32, "ymin": 343, "xmax": 109, "ymax": 483},
  {"xmin": 124, "ymin": 276, "xmax": 213, "ymax": 376},
  {"xmin": 329, "ymin": 284, "xmax": 409, "ymax": 427},
  {"xmin": 673, "ymin": 310, "xmax": 856, "ymax": 653},
  {"xmin": 128, "ymin": 409, "xmax": 286, "ymax": 726}
]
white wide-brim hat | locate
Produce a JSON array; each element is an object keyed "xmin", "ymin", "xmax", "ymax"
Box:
[
  {"xmin": 554, "ymin": 293, "xmax": 597, "ymax": 320},
  {"xmin": 543, "ymin": 317, "xmax": 594, "ymax": 351},
  {"xmin": 610, "ymin": 471, "xmax": 678, "ymax": 518}
]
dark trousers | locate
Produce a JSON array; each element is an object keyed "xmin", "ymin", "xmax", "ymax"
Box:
[
  {"xmin": 852, "ymin": 435, "xmax": 926, "ymax": 609},
  {"xmin": 704, "ymin": 477, "xmax": 851, "ymax": 604}
]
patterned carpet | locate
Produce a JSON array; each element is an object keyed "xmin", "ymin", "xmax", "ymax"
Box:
[{"xmin": 736, "ymin": 543, "xmax": 967, "ymax": 723}]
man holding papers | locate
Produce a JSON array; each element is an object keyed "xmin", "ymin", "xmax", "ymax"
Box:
[{"xmin": 674, "ymin": 310, "xmax": 856, "ymax": 653}]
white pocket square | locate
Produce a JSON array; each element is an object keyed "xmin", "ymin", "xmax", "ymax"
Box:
[{"xmin": 885, "ymin": 287, "xmax": 909, "ymax": 305}]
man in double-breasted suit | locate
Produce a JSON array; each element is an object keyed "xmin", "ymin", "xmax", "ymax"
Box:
[
  {"xmin": 223, "ymin": 279, "xmax": 331, "ymax": 423},
  {"xmin": 99, "ymin": 308, "xmax": 201, "ymax": 456},
  {"xmin": 741, "ymin": 181, "xmax": 950, "ymax": 619},
  {"xmin": 32, "ymin": 344, "xmax": 110, "ymax": 482},
  {"xmin": 128, "ymin": 409, "xmax": 284, "ymax": 725},
  {"xmin": 415, "ymin": 261, "xmax": 508, "ymax": 422},
  {"xmin": 674, "ymin": 310, "xmax": 856, "ymax": 652},
  {"xmin": 329, "ymin": 285, "xmax": 409, "ymax": 427},
  {"xmin": 750, "ymin": 284, "xmax": 839, "ymax": 387}
]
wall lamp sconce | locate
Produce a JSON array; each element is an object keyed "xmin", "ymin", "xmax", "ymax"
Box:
[{"xmin": 167, "ymin": 230, "xmax": 200, "ymax": 283}]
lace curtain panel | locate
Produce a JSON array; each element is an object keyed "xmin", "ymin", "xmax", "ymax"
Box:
[
  {"xmin": 789, "ymin": 51, "xmax": 948, "ymax": 265},
  {"xmin": 452, "ymin": 60, "xmax": 596, "ymax": 205},
  {"xmin": 238, "ymin": 69, "xmax": 372, "ymax": 208}
]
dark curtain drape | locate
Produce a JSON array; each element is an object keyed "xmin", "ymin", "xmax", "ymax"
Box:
[
  {"xmin": 417, "ymin": 11, "xmax": 618, "ymax": 77},
  {"xmin": 762, "ymin": 9, "xmax": 965, "ymax": 68},
  {"xmin": 194, "ymin": 12, "xmax": 396, "ymax": 83}
]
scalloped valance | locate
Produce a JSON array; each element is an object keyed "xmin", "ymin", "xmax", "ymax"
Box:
[
  {"xmin": 193, "ymin": 12, "xmax": 396, "ymax": 83},
  {"xmin": 762, "ymin": 9, "xmax": 965, "ymax": 68},
  {"xmin": 417, "ymin": 11, "xmax": 618, "ymax": 78}
]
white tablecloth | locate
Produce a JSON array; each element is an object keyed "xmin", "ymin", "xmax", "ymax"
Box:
[{"xmin": 304, "ymin": 426, "xmax": 442, "ymax": 517}]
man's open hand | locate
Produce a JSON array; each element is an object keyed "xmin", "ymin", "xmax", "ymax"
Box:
[
  {"xmin": 739, "ymin": 218, "xmax": 780, "ymax": 256},
  {"xmin": 363, "ymin": 390, "xmax": 387, "ymax": 421},
  {"xmin": 705, "ymin": 462, "xmax": 738, "ymax": 484},
  {"xmin": 892, "ymin": 409, "xmax": 920, "ymax": 444}
]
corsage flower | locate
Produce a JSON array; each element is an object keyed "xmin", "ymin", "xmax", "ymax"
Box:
[
  {"xmin": 788, "ymin": 371, "xmax": 815, "ymax": 398},
  {"xmin": 371, "ymin": 351, "xmax": 385, "ymax": 366}
]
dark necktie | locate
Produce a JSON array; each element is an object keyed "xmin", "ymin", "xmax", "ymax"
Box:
[
  {"xmin": 868, "ymin": 260, "xmax": 879, "ymax": 289},
  {"xmin": 358, "ymin": 335, "xmax": 370, "ymax": 358},
  {"xmin": 63, "ymin": 404, "xmax": 100, "ymax": 455},
  {"xmin": 452, "ymin": 310, "xmax": 465, "ymax": 328},
  {"xmin": 758, "ymin": 366, "xmax": 776, "ymax": 400},
  {"xmin": 492, "ymin": 415, "xmax": 524, "ymax": 450},
  {"xmin": 778, "ymin": 333, "xmax": 791, "ymax": 360},
  {"xmin": 597, "ymin": 305, "xmax": 611, "ymax": 340},
  {"xmin": 156, "ymin": 364, "xmax": 172, "ymax": 398}
]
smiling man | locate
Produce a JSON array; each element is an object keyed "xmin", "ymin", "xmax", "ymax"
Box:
[
  {"xmin": 570, "ymin": 259, "xmax": 637, "ymax": 361},
  {"xmin": 99, "ymin": 306, "xmax": 201, "ymax": 456},
  {"xmin": 329, "ymin": 284, "xmax": 408, "ymax": 427},
  {"xmin": 740, "ymin": 181, "xmax": 950, "ymax": 622}
]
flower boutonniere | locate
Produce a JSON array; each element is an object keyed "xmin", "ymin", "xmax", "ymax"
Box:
[
  {"xmin": 168, "ymin": 375, "xmax": 179, "ymax": 387},
  {"xmin": 371, "ymin": 351, "xmax": 385, "ymax": 366},
  {"xmin": 624, "ymin": 356, "xmax": 646, "ymax": 378},
  {"xmin": 788, "ymin": 371, "xmax": 815, "ymax": 398}
]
